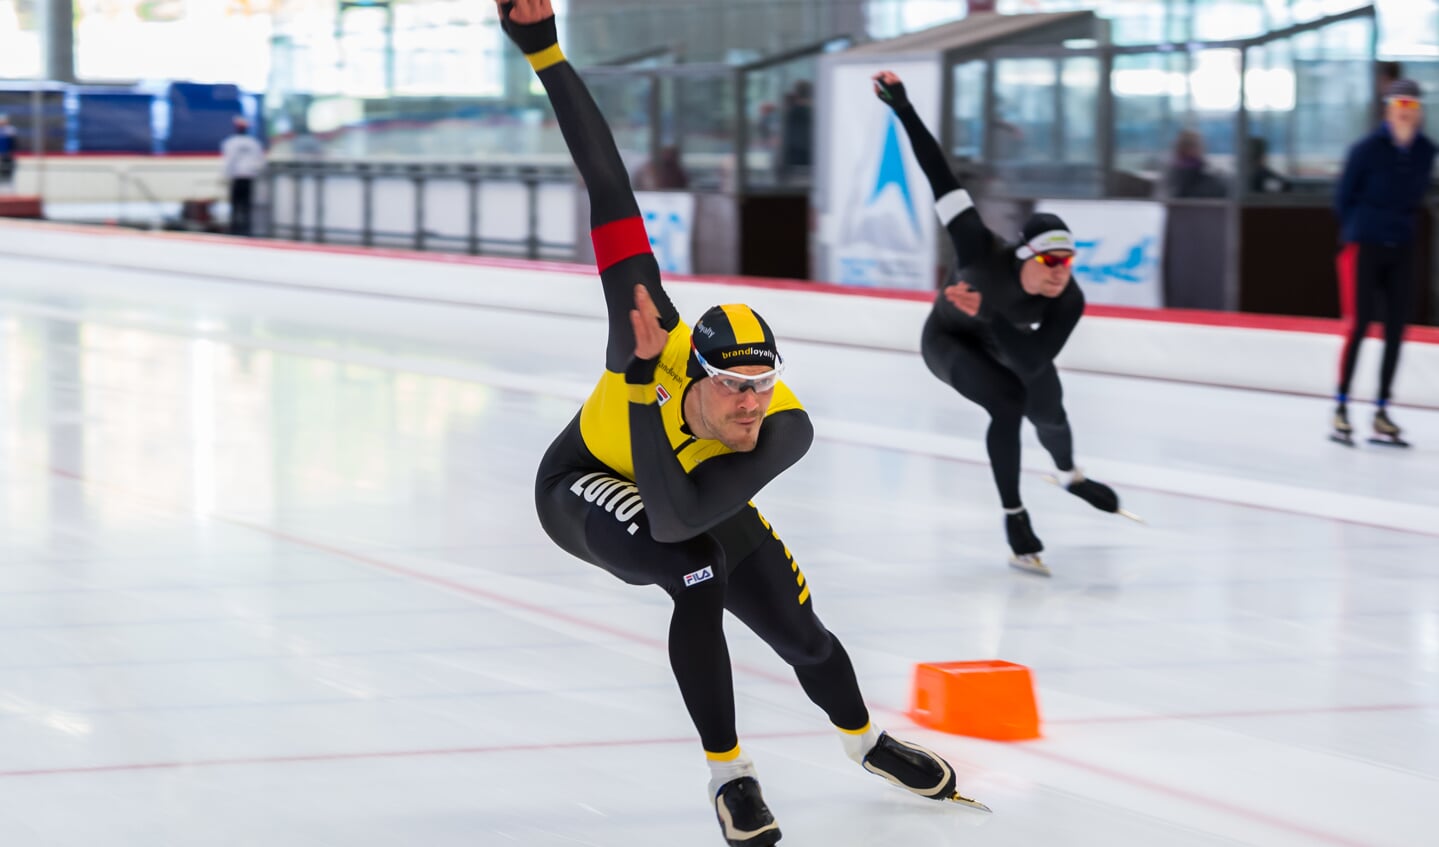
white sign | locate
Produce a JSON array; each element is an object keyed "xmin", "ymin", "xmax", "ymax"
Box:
[
  {"xmin": 636, "ymin": 191, "xmax": 695, "ymax": 275},
  {"xmin": 1035, "ymin": 200, "xmax": 1167, "ymax": 309},
  {"xmin": 821, "ymin": 61, "xmax": 942, "ymax": 291}
]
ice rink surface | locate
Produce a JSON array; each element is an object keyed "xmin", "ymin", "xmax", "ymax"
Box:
[{"xmin": 1, "ymin": 250, "xmax": 1437, "ymax": 846}]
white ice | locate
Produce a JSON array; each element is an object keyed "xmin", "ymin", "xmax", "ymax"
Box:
[{"xmin": 1, "ymin": 250, "xmax": 1437, "ymax": 847}]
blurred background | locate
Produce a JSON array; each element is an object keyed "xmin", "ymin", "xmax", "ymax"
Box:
[{"xmin": 2, "ymin": 0, "xmax": 1437, "ymax": 322}]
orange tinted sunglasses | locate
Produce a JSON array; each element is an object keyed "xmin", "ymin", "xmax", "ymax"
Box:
[
  {"xmin": 1033, "ymin": 252, "xmax": 1074, "ymax": 268},
  {"xmin": 1388, "ymin": 96, "xmax": 1423, "ymax": 111}
]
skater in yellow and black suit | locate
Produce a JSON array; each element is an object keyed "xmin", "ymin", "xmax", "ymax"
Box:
[{"xmin": 506, "ymin": 3, "xmax": 979, "ymax": 844}]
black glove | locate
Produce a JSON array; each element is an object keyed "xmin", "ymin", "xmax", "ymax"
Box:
[
  {"xmin": 498, "ymin": 2, "xmax": 559, "ymax": 54},
  {"xmin": 874, "ymin": 77, "xmax": 910, "ymax": 110}
]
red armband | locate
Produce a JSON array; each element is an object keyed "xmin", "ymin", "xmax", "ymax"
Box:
[{"xmin": 591, "ymin": 216, "xmax": 652, "ymax": 273}]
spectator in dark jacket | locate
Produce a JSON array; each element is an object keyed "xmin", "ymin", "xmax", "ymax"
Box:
[
  {"xmin": 1330, "ymin": 79, "xmax": 1437, "ymax": 447},
  {"xmin": 1166, "ymin": 129, "xmax": 1227, "ymax": 198}
]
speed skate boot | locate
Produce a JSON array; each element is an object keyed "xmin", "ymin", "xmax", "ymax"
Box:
[
  {"xmin": 860, "ymin": 732, "xmax": 990, "ymax": 810},
  {"xmin": 1063, "ymin": 470, "xmax": 1120, "ymax": 513},
  {"xmin": 1005, "ymin": 509, "xmax": 1048, "ymax": 576},
  {"xmin": 1330, "ymin": 404, "xmax": 1355, "ymax": 446},
  {"xmin": 1369, "ymin": 408, "xmax": 1409, "ymax": 448},
  {"xmin": 713, "ymin": 776, "xmax": 781, "ymax": 846}
]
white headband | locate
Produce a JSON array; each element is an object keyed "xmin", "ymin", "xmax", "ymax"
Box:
[{"xmin": 1015, "ymin": 229, "xmax": 1075, "ymax": 260}]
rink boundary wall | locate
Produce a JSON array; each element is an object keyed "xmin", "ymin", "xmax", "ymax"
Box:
[{"xmin": 2, "ymin": 220, "xmax": 1437, "ymax": 407}]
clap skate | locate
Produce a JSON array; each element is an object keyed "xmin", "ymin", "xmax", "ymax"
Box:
[
  {"xmin": 1042, "ymin": 471, "xmax": 1145, "ymax": 523},
  {"xmin": 1005, "ymin": 509, "xmax": 1048, "ymax": 576},
  {"xmin": 1367, "ymin": 408, "xmax": 1410, "ymax": 448},
  {"xmin": 861, "ymin": 732, "xmax": 991, "ymax": 812},
  {"xmin": 713, "ymin": 776, "xmax": 781, "ymax": 846},
  {"xmin": 1329, "ymin": 404, "xmax": 1355, "ymax": 446}
]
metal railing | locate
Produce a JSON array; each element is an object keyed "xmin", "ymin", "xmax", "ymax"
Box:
[{"xmin": 264, "ymin": 159, "xmax": 578, "ymax": 259}]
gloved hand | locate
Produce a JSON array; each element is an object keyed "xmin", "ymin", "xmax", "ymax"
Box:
[
  {"xmin": 497, "ymin": 0, "xmax": 558, "ymax": 54},
  {"xmin": 872, "ymin": 71, "xmax": 910, "ymax": 110}
]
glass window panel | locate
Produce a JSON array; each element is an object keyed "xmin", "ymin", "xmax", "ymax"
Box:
[
  {"xmin": 1112, "ymin": 52, "xmax": 1186, "ymax": 183},
  {"xmin": 1244, "ymin": 41, "xmax": 1297, "ymax": 190},
  {"xmin": 673, "ymin": 75, "xmax": 738, "ymax": 191},
  {"xmin": 950, "ymin": 60, "xmax": 987, "ymax": 161},
  {"xmin": 994, "ymin": 58, "xmax": 1058, "ymax": 162},
  {"xmin": 74, "ymin": 0, "xmax": 273, "ymax": 89},
  {"xmin": 1376, "ymin": 0, "xmax": 1439, "ymax": 59},
  {"xmin": 745, "ymin": 57, "xmax": 818, "ymax": 189},
  {"xmin": 1060, "ymin": 56, "xmax": 1101, "ymax": 167},
  {"xmin": 0, "ymin": 0, "xmax": 42, "ymax": 79},
  {"xmin": 1190, "ymin": 0, "xmax": 1268, "ymax": 41},
  {"xmin": 1291, "ymin": 18, "xmax": 1376, "ymax": 177}
]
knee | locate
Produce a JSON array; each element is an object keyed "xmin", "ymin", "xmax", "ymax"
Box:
[
  {"xmin": 777, "ymin": 625, "xmax": 835, "ymax": 667},
  {"xmin": 988, "ymin": 403, "xmax": 1024, "ymax": 428}
]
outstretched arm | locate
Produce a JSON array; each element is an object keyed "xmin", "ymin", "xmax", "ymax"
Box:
[
  {"xmin": 499, "ymin": 0, "xmax": 677, "ymax": 371},
  {"xmin": 872, "ymin": 70, "xmax": 998, "ymax": 271}
]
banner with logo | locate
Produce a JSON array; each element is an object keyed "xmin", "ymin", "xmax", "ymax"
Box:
[
  {"xmin": 1034, "ymin": 200, "xmax": 1166, "ymax": 308},
  {"xmin": 635, "ymin": 191, "xmax": 696, "ymax": 276},
  {"xmin": 820, "ymin": 61, "xmax": 942, "ymax": 291}
]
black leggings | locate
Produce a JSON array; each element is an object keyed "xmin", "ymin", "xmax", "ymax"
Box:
[
  {"xmin": 921, "ymin": 314, "xmax": 1074, "ymax": 510},
  {"xmin": 1336, "ymin": 242, "xmax": 1412, "ymax": 403},
  {"xmin": 535, "ymin": 434, "xmax": 869, "ymax": 754}
]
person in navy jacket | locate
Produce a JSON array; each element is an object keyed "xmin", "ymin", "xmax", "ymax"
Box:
[{"xmin": 1331, "ymin": 79, "xmax": 1437, "ymax": 447}]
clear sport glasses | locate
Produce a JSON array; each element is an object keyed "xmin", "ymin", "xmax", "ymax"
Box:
[{"xmin": 692, "ymin": 344, "xmax": 785, "ymax": 394}]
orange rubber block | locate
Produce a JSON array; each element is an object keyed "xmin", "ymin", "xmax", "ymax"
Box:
[{"xmin": 909, "ymin": 660, "xmax": 1041, "ymax": 741}]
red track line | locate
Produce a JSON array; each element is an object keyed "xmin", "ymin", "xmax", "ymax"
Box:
[
  {"xmin": 215, "ymin": 515, "xmax": 798, "ymax": 689},
  {"xmin": 0, "ymin": 730, "xmax": 832, "ymax": 779}
]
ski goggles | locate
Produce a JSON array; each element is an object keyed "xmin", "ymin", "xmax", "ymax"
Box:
[
  {"xmin": 692, "ymin": 343, "xmax": 785, "ymax": 394},
  {"xmin": 1033, "ymin": 251, "xmax": 1075, "ymax": 269}
]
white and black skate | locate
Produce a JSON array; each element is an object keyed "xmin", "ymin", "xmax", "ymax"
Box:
[
  {"xmin": 1368, "ymin": 409, "xmax": 1410, "ymax": 448},
  {"xmin": 861, "ymin": 732, "xmax": 991, "ymax": 812},
  {"xmin": 1005, "ymin": 509, "xmax": 1048, "ymax": 576},
  {"xmin": 713, "ymin": 776, "xmax": 781, "ymax": 846},
  {"xmin": 1330, "ymin": 405, "xmax": 1355, "ymax": 447}
]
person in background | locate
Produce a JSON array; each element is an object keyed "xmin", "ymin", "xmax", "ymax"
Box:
[
  {"xmin": 1166, "ymin": 129, "xmax": 1227, "ymax": 199},
  {"xmin": 220, "ymin": 116, "xmax": 265, "ymax": 236},
  {"xmin": 1247, "ymin": 136, "xmax": 1290, "ymax": 194},
  {"xmin": 633, "ymin": 144, "xmax": 689, "ymax": 190},
  {"xmin": 1330, "ymin": 79, "xmax": 1437, "ymax": 448},
  {"xmin": 0, "ymin": 114, "xmax": 17, "ymax": 195},
  {"xmin": 776, "ymin": 80, "xmax": 813, "ymax": 183}
]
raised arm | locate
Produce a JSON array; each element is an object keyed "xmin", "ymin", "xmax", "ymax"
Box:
[
  {"xmin": 499, "ymin": 0, "xmax": 678, "ymax": 371},
  {"xmin": 873, "ymin": 70, "xmax": 999, "ymax": 269}
]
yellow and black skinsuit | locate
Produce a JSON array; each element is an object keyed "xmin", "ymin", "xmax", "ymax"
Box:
[{"xmin": 514, "ymin": 9, "xmax": 870, "ymax": 759}]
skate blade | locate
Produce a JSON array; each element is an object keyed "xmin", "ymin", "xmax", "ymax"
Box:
[
  {"xmin": 1329, "ymin": 432, "xmax": 1355, "ymax": 447},
  {"xmin": 1009, "ymin": 554, "xmax": 1050, "ymax": 577},
  {"xmin": 949, "ymin": 791, "xmax": 992, "ymax": 813},
  {"xmin": 1367, "ymin": 436, "xmax": 1411, "ymax": 448},
  {"xmin": 1117, "ymin": 508, "xmax": 1146, "ymax": 525}
]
